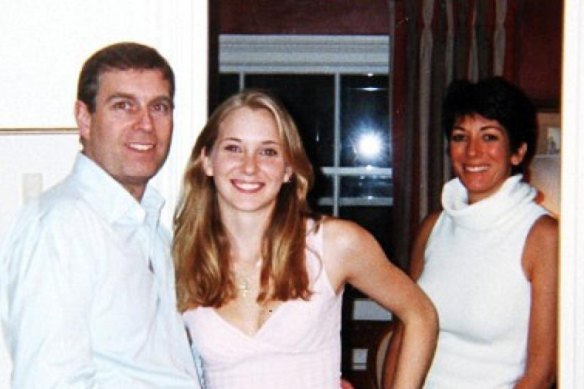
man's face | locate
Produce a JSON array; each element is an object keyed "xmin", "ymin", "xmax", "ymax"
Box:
[{"xmin": 75, "ymin": 69, "xmax": 173, "ymax": 200}]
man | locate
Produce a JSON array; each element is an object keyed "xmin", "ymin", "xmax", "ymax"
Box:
[{"xmin": 0, "ymin": 42, "xmax": 201, "ymax": 388}]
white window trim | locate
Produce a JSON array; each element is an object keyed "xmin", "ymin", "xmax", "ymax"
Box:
[{"xmin": 220, "ymin": 34, "xmax": 390, "ymax": 74}]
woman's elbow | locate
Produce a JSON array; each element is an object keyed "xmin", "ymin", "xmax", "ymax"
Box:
[{"xmin": 404, "ymin": 293, "xmax": 439, "ymax": 340}]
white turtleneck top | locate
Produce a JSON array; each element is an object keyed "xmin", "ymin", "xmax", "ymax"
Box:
[{"xmin": 419, "ymin": 175, "xmax": 548, "ymax": 389}]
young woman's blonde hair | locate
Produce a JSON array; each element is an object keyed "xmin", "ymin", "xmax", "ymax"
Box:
[{"xmin": 173, "ymin": 89, "xmax": 319, "ymax": 311}]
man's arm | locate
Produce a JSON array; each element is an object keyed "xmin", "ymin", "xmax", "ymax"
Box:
[{"xmin": 3, "ymin": 207, "xmax": 100, "ymax": 388}]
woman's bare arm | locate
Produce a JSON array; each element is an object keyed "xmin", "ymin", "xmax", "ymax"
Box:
[
  {"xmin": 323, "ymin": 218, "xmax": 438, "ymax": 389},
  {"xmin": 515, "ymin": 215, "xmax": 558, "ymax": 388},
  {"xmin": 382, "ymin": 212, "xmax": 440, "ymax": 389}
]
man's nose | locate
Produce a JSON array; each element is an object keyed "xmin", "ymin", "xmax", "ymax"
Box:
[{"xmin": 135, "ymin": 107, "xmax": 154, "ymax": 132}]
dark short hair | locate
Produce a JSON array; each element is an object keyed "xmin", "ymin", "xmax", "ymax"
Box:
[
  {"xmin": 442, "ymin": 76, "xmax": 537, "ymax": 175},
  {"xmin": 77, "ymin": 42, "xmax": 175, "ymax": 112}
]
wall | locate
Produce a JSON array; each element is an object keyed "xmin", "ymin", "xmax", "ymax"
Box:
[
  {"xmin": 0, "ymin": 132, "xmax": 80, "ymax": 238},
  {"xmin": 0, "ymin": 1, "xmax": 208, "ymax": 386},
  {"xmin": 515, "ymin": 0, "xmax": 563, "ymax": 109},
  {"xmin": 216, "ymin": 0, "xmax": 389, "ymax": 35},
  {"xmin": 561, "ymin": 1, "xmax": 584, "ymax": 386}
]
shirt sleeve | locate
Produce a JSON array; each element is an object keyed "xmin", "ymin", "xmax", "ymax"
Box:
[{"xmin": 4, "ymin": 205, "xmax": 102, "ymax": 388}]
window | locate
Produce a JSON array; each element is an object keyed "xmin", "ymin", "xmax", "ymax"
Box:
[{"xmin": 217, "ymin": 35, "xmax": 393, "ymax": 257}]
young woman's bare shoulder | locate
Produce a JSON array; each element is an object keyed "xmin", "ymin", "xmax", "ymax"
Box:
[
  {"xmin": 321, "ymin": 217, "xmax": 389, "ymax": 288},
  {"xmin": 322, "ymin": 217, "xmax": 373, "ymax": 250}
]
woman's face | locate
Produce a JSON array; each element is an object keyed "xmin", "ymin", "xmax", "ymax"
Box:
[
  {"xmin": 449, "ymin": 114, "xmax": 526, "ymax": 204},
  {"xmin": 203, "ymin": 106, "xmax": 292, "ymax": 217}
]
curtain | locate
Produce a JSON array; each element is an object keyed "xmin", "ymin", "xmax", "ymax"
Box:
[{"xmin": 389, "ymin": 0, "xmax": 518, "ymax": 269}]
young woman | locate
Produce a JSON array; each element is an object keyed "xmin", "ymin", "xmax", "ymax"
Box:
[
  {"xmin": 384, "ymin": 77, "xmax": 558, "ymax": 388},
  {"xmin": 173, "ymin": 90, "xmax": 438, "ymax": 389}
]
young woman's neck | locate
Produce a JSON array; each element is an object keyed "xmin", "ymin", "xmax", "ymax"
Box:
[{"xmin": 222, "ymin": 210, "xmax": 271, "ymax": 263}]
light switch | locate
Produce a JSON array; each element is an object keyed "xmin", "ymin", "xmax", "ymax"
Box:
[{"xmin": 22, "ymin": 173, "xmax": 43, "ymax": 203}]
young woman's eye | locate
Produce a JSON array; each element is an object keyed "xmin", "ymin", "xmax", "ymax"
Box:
[
  {"xmin": 260, "ymin": 148, "xmax": 278, "ymax": 157},
  {"xmin": 224, "ymin": 144, "xmax": 241, "ymax": 153}
]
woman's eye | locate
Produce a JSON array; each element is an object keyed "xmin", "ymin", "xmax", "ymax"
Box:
[
  {"xmin": 224, "ymin": 144, "xmax": 241, "ymax": 153},
  {"xmin": 483, "ymin": 133, "xmax": 499, "ymax": 142},
  {"xmin": 260, "ymin": 148, "xmax": 278, "ymax": 157},
  {"xmin": 451, "ymin": 133, "xmax": 466, "ymax": 142}
]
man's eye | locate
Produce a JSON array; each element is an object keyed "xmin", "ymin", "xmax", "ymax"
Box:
[
  {"xmin": 152, "ymin": 102, "xmax": 172, "ymax": 113},
  {"xmin": 112, "ymin": 101, "xmax": 132, "ymax": 110}
]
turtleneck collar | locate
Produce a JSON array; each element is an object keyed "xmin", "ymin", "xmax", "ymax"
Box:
[{"xmin": 441, "ymin": 174, "xmax": 537, "ymax": 230}]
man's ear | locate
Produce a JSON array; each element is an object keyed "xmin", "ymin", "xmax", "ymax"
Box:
[
  {"xmin": 202, "ymin": 147, "xmax": 214, "ymax": 176},
  {"xmin": 75, "ymin": 101, "xmax": 92, "ymax": 141}
]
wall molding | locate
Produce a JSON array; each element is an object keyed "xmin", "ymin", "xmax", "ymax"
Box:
[{"xmin": 0, "ymin": 128, "xmax": 77, "ymax": 135}]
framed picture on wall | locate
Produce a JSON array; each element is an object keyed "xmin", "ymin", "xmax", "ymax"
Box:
[
  {"xmin": 532, "ymin": 111, "xmax": 561, "ymax": 216},
  {"xmin": 535, "ymin": 112, "xmax": 561, "ymax": 155}
]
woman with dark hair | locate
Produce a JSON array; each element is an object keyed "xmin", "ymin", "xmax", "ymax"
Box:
[
  {"xmin": 174, "ymin": 89, "xmax": 438, "ymax": 389},
  {"xmin": 384, "ymin": 77, "xmax": 558, "ymax": 388}
]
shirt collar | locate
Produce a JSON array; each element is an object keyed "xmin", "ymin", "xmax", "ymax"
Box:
[{"xmin": 71, "ymin": 153, "xmax": 165, "ymax": 226}]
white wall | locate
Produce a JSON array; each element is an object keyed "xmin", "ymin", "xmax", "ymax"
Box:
[
  {"xmin": 0, "ymin": 1, "xmax": 208, "ymax": 386},
  {"xmin": 560, "ymin": 1, "xmax": 584, "ymax": 387},
  {"xmin": 0, "ymin": 132, "xmax": 81, "ymax": 238}
]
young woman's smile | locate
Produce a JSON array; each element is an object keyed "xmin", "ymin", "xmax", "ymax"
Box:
[{"xmin": 203, "ymin": 106, "xmax": 292, "ymax": 215}]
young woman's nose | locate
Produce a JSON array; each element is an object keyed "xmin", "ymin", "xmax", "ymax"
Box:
[{"xmin": 242, "ymin": 152, "xmax": 258, "ymax": 174}]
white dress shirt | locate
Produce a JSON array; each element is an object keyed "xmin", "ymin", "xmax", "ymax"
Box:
[{"xmin": 0, "ymin": 153, "xmax": 201, "ymax": 388}]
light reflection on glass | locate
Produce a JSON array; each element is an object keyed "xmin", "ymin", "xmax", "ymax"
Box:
[
  {"xmin": 341, "ymin": 75, "xmax": 390, "ymax": 168},
  {"xmin": 356, "ymin": 131, "xmax": 383, "ymax": 161}
]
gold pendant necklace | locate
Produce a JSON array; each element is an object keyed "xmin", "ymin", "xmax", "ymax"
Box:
[
  {"xmin": 235, "ymin": 259, "xmax": 261, "ymax": 298},
  {"xmin": 237, "ymin": 277, "xmax": 251, "ymax": 298}
]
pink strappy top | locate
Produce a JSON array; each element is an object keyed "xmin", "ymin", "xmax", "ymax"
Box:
[{"xmin": 182, "ymin": 221, "xmax": 344, "ymax": 388}]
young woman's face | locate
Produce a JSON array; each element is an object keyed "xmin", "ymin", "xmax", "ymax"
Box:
[
  {"xmin": 203, "ymin": 106, "xmax": 292, "ymax": 217},
  {"xmin": 449, "ymin": 114, "xmax": 526, "ymax": 204}
]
